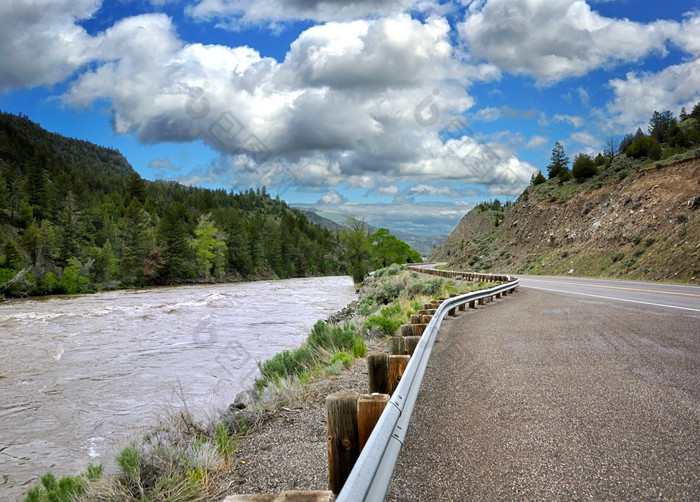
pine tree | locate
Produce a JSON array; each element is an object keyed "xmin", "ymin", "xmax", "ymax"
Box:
[{"xmin": 547, "ymin": 142, "xmax": 570, "ymax": 179}]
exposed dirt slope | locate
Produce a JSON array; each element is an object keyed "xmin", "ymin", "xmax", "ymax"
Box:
[{"xmin": 431, "ymin": 155, "xmax": 700, "ymax": 283}]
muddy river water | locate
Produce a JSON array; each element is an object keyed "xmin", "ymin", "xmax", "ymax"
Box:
[{"xmin": 0, "ymin": 276, "xmax": 356, "ymax": 500}]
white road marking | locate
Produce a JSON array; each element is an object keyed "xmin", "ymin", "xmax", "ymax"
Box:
[{"xmin": 524, "ymin": 285, "xmax": 700, "ymax": 313}]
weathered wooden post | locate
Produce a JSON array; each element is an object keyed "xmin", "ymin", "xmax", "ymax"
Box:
[
  {"xmin": 326, "ymin": 392, "xmax": 360, "ymax": 495},
  {"xmin": 367, "ymin": 353, "xmax": 389, "ymax": 394},
  {"xmin": 404, "ymin": 336, "xmax": 420, "ymax": 355},
  {"xmin": 357, "ymin": 393, "xmax": 390, "ymax": 452},
  {"xmin": 388, "ymin": 355, "xmax": 410, "ymax": 393},
  {"xmin": 387, "ymin": 336, "xmax": 405, "ymax": 355},
  {"xmin": 469, "ymin": 300, "xmax": 476, "ymax": 309}
]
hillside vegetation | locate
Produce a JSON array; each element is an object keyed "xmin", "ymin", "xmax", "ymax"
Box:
[
  {"xmin": 0, "ymin": 111, "xmax": 419, "ymax": 298},
  {"xmin": 431, "ymin": 105, "xmax": 700, "ymax": 284}
]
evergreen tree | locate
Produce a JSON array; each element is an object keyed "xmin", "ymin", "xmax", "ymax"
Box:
[
  {"xmin": 547, "ymin": 142, "xmax": 570, "ymax": 179},
  {"xmin": 157, "ymin": 202, "xmax": 192, "ymax": 283},
  {"xmin": 648, "ymin": 110, "xmax": 676, "ymax": 143},
  {"xmin": 58, "ymin": 192, "xmax": 81, "ymax": 264},
  {"xmin": 530, "ymin": 170, "xmax": 546, "ymax": 185}
]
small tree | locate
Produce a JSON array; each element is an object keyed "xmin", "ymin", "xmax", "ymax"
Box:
[
  {"xmin": 530, "ymin": 170, "xmax": 546, "ymax": 185},
  {"xmin": 605, "ymin": 136, "xmax": 619, "ymax": 159},
  {"xmin": 572, "ymin": 153, "xmax": 598, "ymax": 181},
  {"xmin": 547, "ymin": 141, "xmax": 569, "ymax": 179}
]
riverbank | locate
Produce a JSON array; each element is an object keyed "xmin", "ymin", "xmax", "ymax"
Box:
[{"xmin": 20, "ymin": 266, "xmax": 492, "ymax": 501}]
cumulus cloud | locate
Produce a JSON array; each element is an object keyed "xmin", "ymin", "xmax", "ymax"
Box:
[
  {"xmin": 553, "ymin": 114, "xmax": 585, "ymax": 128},
  {"xmin": 459, "ymin": 0, "xmax": 675, "ymax": 84},
  {"xmin": 187, "ymin": 0, "xmax": 422, "ymax": 25},
  {"xmin": 318, "ymin": 189, "xmax": 346, "ymax": 205},
  {"xmin": 404, "ymin": 183, "xmax": 464, "ymax": 198},
  {"xmin": 607, "ymin": 58, "xmax": 700, "ymax": 131},
  {"xmin": 0, "ymin": 0, "xmax": 97, "ymax": 90}
]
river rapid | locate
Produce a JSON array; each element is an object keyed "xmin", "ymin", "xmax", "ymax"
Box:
[{"xmin": 0, "ymin": 276, "xmax": 356, "ymax": 501}]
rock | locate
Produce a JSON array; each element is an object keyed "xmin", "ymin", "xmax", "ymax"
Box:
[
  {"xmin": 568, "ymin": 269, "xmax": 575, "ymax": 275},
  {"xmin": 233, "ymin": 389, "xmax": 260, "ymax": 410}
]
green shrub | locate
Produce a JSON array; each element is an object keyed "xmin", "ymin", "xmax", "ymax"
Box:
[
  {"xmin": 324, "ymin": 360, "xmax": 343, "ymax": 376},
  {"xmin": 352, "ymin": 337, "xmax": 366, "ymax": 358},
  {"xmin": 626, "ymin": 136, "xmax": 662, "ymax": 160},
  {"xmin": 644, "ymin": 238, "xmax": 655, "ymax": 247},
  {"xmin": 330, "ymin": 351, "xmax": 354, "ymax": 368},
  {"xmin": 633, "ymin": 248, "xmax": 645, "ymax": 258},
  {"xmin": 611, "ymin": 252, "xmax": 625, "ymax": 263}
]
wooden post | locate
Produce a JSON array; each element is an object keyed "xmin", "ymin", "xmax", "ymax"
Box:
[
  {"xmin": 458, "ymin": 303, "xmax": 465, "ymax": 311},
  {"xmin": 388, "ymin": 355, "xmax": 410, "ymax": 393},
  {"xmin": 400, "ymin": 324, "xmax": 415, "ymax": 337},
  {"xmin": 326, "ymin": 392, "xmax": 360, "ymax": 495},
  {"xmin": 410, "ymin": 314, "xmax": 421, "ymax": 324},
  {"xmin": 411, "ymin": 324, "xmax": 427, "ymax": 337},
  {"xmin": 448, "ymin": 307, "xmax": 456, "ymax": 316},
  {"xmin": 367, "ymin": 353, "xmax": 389, "ymax": 394},
  {"xmin": 404, "ymin": 336, "xmax": 420, "ymax": 355},
  {"xmin": 357, "ymin": 393, "xmax": 389, "ymax": 452},
  {"xmin": 478, "ymin": 298, "xmax": 484, "ymax": 305},
  {"xmin": 469, "ymin": 300, "xmax": 476, "ymax": 309},
  {"xmin": 387, "ymin": 336, "xmax": 405, "ymax": 355}
]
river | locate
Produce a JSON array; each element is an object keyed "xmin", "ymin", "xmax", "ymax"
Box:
[{"xmin": 0, "ymin": 276, "xmax": 356, "ymax": 501}]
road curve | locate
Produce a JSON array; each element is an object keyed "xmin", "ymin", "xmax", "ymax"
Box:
[
  {"xmin": 386, "ymin": 278, "xmax": 700, "ymax": 500},
  {"xmin": 519, "ymin": 274, "xmax": 700, "ymax": 313}
]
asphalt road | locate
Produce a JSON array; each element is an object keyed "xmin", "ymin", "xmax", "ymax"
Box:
[{"xmin": 386, "ymin": 277, "xmax": 700, "ymax": 500}]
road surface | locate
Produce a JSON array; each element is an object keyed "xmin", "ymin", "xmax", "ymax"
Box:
[{"xmin": 386, "ymin": 276, "xmax": 700, "ymax": 500}]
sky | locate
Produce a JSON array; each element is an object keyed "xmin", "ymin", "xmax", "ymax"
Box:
[{"xmin": 1, "ymin": 0, "xmax": 699, "ymax": 236}]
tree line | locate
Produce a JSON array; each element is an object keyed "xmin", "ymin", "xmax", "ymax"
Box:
[
  {"xmin": 531, "ymin": 101, "xmax": 700, "ymax": 185},
  {"xmin": 0, "ymin": 111, "xmax": 419, "ymax": 297}
]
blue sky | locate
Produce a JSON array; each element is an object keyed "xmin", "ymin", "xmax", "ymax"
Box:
[{"xmin": 1, "ymin": 0, "xmax": 699, "ymax": 236}]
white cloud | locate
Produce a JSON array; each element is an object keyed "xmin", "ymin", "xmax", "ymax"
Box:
[
  {"xmin": 404, "ymin": 184, "xmax": 463, "ymax": 198},
  {"xmin": 0, "ymin": 0, "xmax": 97, "ymax": 90},
  {"xmin": 187, "ymin": 0, "xmax": 422, "ymax": 25},
  {"xmin": 318, "ymin": 189, "xmax": 346, "ymax": 205},
  {"xmin": 459, "ymin": 0, "xmax": 675, "ymax": 84},
  {"xmin": 525, "ymin": 135, "xmax": 548, "ymax": 150},
  {"xmin": 607, "ymin": 58, "xmax": 700, "ymax": 132},
  {"xmin": 553, "ymin": 114, "xmax": 585, "ymax": 128}
]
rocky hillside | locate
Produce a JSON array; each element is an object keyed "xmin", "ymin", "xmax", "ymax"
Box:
[{"xmin": 430, "ymin": 154, "xmax": 700, "ymax": 283}]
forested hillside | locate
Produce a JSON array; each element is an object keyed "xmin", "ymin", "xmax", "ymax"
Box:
[{"xmin": 0, "ymin": 112, "xmax": 344, "ymax": 297}]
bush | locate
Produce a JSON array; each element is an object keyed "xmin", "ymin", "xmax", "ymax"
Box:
[
  {"xmin": 352, "ymin": 338, "xmax": 366, "ymax": 358},
  {"xmin": 611, "ymin": 252, "xmax": 625, "ymax": 263},
  {"xmin": 330, "ymin": 351, "xmax": 354, "ymax": 368},
  {"xmin": 374, "ymin": 263, "xmax": 404, "ymax": 278},
  {"xmin": 626, "ymin": 136, "xmax": 662, "ymax": 160},
  {"xmin": 23, "ymin": 467, "xmax": 102, "ymax": 502},
  {"xmin": 572, "ymin": 153, "xmax": 598, "ymax": 181},
  {"xmin": 324, "ymin": 360, "xmax": 343, "ymax": 376}
]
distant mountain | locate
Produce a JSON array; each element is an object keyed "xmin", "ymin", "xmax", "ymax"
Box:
[{"xmin": 293, "ymin": 206, "xmax": 446, "ymax": 256}]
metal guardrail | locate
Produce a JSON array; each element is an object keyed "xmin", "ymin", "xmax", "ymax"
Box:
[{"xmin": 337, "ymin": 274, "xmax": 519, "ymax": 501}]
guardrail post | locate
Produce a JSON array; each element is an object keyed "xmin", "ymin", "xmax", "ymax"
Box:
[
  {"xmin": 388, "ymin": 355, "xmax": 410, "ymax": 393},
  {"xmin": 404, "ymin": 336, "xmax": 420, "ymax": 355},
  {"xmin": 367, "ymin": 354, "xmax": 389, "ymax": 394},
  {"xmin": 327, "ymin": 392, "xmax": 360, "ymax": 495},
  {"xmin": 358, "ymin": 394, "xmax": 390, "ymax": 452},
  {"xmin": 387, "ymin": 337, "xmax": 405, "ymax": 355}
]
